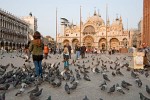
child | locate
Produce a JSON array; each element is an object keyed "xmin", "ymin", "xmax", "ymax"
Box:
[
  {"xmin": 63, "ymin": 46, "xmax": 69, "ymax": 71},
  {"xmin": 44, "ymin": 44, "xmax": 49, "ymax": 59}
]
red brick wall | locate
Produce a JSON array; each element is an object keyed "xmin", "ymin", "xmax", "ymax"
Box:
[{"xmin": 143, "ymin": 0, "xmax": 150, "ymax": 46}]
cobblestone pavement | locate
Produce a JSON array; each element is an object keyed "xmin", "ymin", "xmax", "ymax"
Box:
[{"xmin": 0, "ymin": 52, "xmax": 150, "ymax": 100}]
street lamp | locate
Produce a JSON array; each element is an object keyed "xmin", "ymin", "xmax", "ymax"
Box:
[{"xmin": 106, "ymin": 4, "xmax": 108, "ymax": 51}]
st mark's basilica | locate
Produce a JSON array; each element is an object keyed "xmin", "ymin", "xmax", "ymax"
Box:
[{"xmin": 57, "ymin": 11, "xmax": 129, "ymax": 51}]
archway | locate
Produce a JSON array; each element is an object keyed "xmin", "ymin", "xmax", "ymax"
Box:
[
  {"xmin": 110, "ymin": 38, "xmax": 120, "ymax": 50},
  {"xmin": 83, "ymin": 35, "xmax": 94, "ymax": 52},
  {"xmin": 72, "ymin": 39, "xmax": 79, "ymax": 49},
  {"xmin": 99, "ymin": 38, "xmax": 106, "ymax": 50},
  {"xmin": 10, "ymin": 42, "xmax": 12, "ymax": 49},
  {"xmin": 13, "ymin": 43, "xmax": 15, "ymax": 50},
  {"xmin": 1, "ymin": 41, "xmax": 4, "ymax": 48},
  {"xmin": 63, "ymin": 39, "xmax": 70, "ymax": 46},
  {"xmin": 122, "ymin": 38, "xmax": 128, "ymax": 47}
]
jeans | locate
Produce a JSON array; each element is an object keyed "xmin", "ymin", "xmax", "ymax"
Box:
[
  {"xmin": 64, "ymin": 61, "xmax": 69, "ymax": 69},
  {"xmin": 33, "ymin": 61, "xmax": 42, "ymax": 77},
  {"xmin": 76, "ymin": 51, "xmax": 80, "ymax": 59}
]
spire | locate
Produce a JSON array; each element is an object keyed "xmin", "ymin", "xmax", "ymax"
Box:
[
  {"xmin": 116, "ymin": 14, "xmax": 119, "ymax": 20},
  {"xmin": 94, "ymin": 7, "xmax": 97, "ymax": 16},
  {"xmin": 98, "ymin": 9, "xmax": 101, "ymax": 17},
  {"xmin": 120, "ymin": 16, "xmax": 122, "ymax": 23},
  {"xmin": 29, "ymin": 12, "xmax": 32, "ymax": 17}
]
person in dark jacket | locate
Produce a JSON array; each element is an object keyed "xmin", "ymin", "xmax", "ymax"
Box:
[
  {"xmin": 29, "ymin": 31, "xmax": 44, "ymax": 78},
  {"xmin": 81, "ymin": 44, "xmax": 86, "ymax": 59},
  {"xmin": 66, "ymin": 44, "xmax": 72, "ymax": 59}
]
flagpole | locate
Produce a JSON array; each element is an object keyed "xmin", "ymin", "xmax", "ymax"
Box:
[
  {"xmin": 80, "ymin": 6, "xmax": 82, "ymax": 46},
  {"xmin": 56, "ymin": 8, "xmax": 58, "ymax": 47},
  {"xmin": 106, "ymin": 4, "xmax": 108, "ymax": 51}
]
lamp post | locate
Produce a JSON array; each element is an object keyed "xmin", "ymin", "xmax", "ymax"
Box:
[
  {"xmin": 80, "ymin": 6, "xmax": 82, "ymax": 46},
  {"xmin": 106, "ymin": 4, "xmax": 108, "ymax": 51},
  {"xmin": 56, "ymin": 8, "xmax": 58, "ymax": 48}
]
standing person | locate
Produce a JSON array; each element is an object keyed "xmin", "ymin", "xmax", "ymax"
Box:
[
  {"xmin": 67, "ymin": 44, "xmax": 72, "ymax": 59},
  {"xmin": 29, "ymin": 31, "xmax": 44, "ymax": 78},
  {"xmin": 44, "ymin": 44, "xmax": 49, "ymax": 59},
  {"xmin": 63, "ymin": 46, "xmax": 70, "ymax": 71},
  {"xmin": 81, "ymin": 44, "xmax": 86, "ymax": 59},
  {"xmin": 75, "ymin": 43, "xmax": 81, "ymax": 60}
]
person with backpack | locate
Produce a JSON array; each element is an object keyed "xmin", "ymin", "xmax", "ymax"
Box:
[{"xmin": 29, "ymin": 31, "xmax": 44, "ymax": 78}]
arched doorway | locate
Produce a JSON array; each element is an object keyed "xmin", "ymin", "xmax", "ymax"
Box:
[
  {"xmin": 122, "ymin": 38, "xmax": 128, "ymax": 48},
  {"xmin": 13, "ymin": 43, "xmax": 15, "ymax": 50},
  {"xmin": 110, "ymin": 38, "xmax": 120, "ymax": 50},
  {"xmin": 99, "ymin": 38, "xmax": 106, "ymax": 50},
  {"xmin": 72, "ymin": 39, "xmax": 79, "ymax": 49},
  {"xmin": 1, "ymin": 41, "xmax": 4, "ymax": 48},
  {"xmin": 10, "ymin": 42, "xmax": 12, "ymax": 49},
  {"xmin": 63, "ymin": 39, "xmax": 70, "ymax": 46},
  {"xmin": 83, "ymin": 35, "xmax": 94, "ymax": 52}
]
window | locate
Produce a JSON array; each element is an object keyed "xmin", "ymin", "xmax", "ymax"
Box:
[{"xmin": 66, "ymin": 34, "xmax": 69, "ymax": 36}]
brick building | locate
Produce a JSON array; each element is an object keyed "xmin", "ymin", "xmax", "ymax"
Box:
[{"xmin": 143, "ymin": 0, "xmax": 150, "ymax": 46}]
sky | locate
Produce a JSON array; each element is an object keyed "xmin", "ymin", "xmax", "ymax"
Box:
[{"xmin": 0, "ymin": 0, "xmax": 143, "ymax": 39}]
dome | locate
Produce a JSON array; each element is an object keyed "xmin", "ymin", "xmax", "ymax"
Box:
[{"xmin": 87, "ymin": 14, "xmax": 105, "ymax": 25}]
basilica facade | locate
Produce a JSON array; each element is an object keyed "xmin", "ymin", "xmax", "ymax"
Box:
[{"xmin": 57, "ymin": 12, "xmax": 130, "ymax": 51}]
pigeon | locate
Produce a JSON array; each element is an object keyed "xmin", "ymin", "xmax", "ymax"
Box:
[
  {"xmin": 33, "ymin": 88, "xmax": 43, "ymax": 96},
  {"xmin": 116, "ymin": 84, "xmax": 125, "ymax": 94},
  {"xmin": 122, "ymin": 80, "xmax": 132, "ymax": 86},
  {"xmin": 139, "ymin": 92, "xmax": 150, "ymax": 100},
  {"xmin": 121, "ymin": 81, "xmax": 131, "ymax": 90},
  {"xmin": 108, "ymin": 85, "xmax": 115, "ymax": 93},
  {"xmin": 70, "ymin": 81, "xmax": 78, "ymax": 90},
  {"xmin": 112, "ymin": 71, "xmax": 116, "ymax": 76},
  {"xmin": 99, "ymin": 81, "xmax": 107, "ymax": 91},
  {"xmin": 103, "ymin": 73, "xmax": 110, "ymax": 81},
  {"xmin": 65, "ymin": 83, "xmax": 70, "ymax": 94},
  {"xmin": 70, "ymin": 75, "xmax": 75, "ymax": 84},
  {"xmin": 126, "ymin": 67, "xmax": 131, "ymax": 71},
  {"xmin": 116, "ymin": 70, "xmax": 124, "ymax": 76},
  {"xmin": 83, "ymin": 74, "xmax": 91, "ymax": 81},
  {"xmin": 28, "ymin": 85, "xmax": 39, "ymax": 94},
  {"xmin": 95, "ymin": 67, "xmax": 100, "ymax": 73},
  {"xmin": 0, "ymin": 92, "xmax": 5, "ymax": 100},
  {"xmin": 145, "ymin": 72, "xmax": 149, "ymax": 77},
  {"xmin": 56, "ymin": 79, "xmax": 62, "ymax": 87},
  {"xmin": 135, "ymin": 78, "xmax": 142, "ymax": 87},
  {"xmin": 83, "ymin": 95, "xmax": 89, "ymax": 100},
  {"xmin": 131, "ymin": 71, "xmax": 138, "ymax": 78},
  {"xmin": 0, "ymin": 83, "xmax": 10, "ymax": 90},
  {"xmin": 146, "ymin": 85, "xmax": 150, "ymax": 94},
  {"xmin": 76, "ymin": 71, "xmax": 81, "ymax": 80},
  {"xmin": 15, "ymin": 83, "xmax": 27, "ymax": 96},
  {"xmin": 47, "ymin": 96, "xmax": 51, "ymax": 100},
  {"xmin": 110, "ymin": 66, "xmax": 113, "ymax": 70},
  {"xmin": 29, "ymin": 93, "xmax": 39, "ymax": 100}
]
